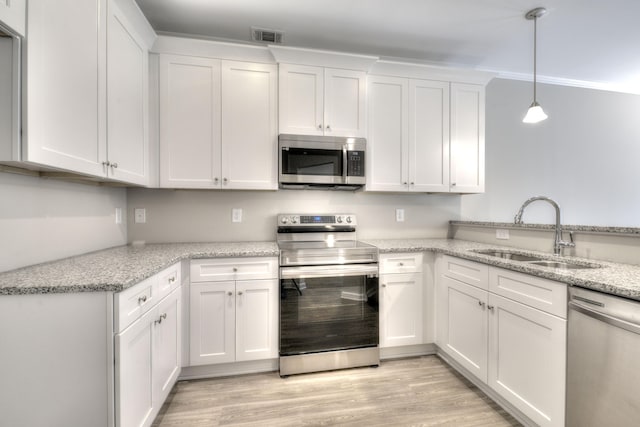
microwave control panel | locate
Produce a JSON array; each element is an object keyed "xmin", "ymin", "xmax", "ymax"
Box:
[{"xmin": 347, "ymin": 151, "xmax": 365, "ymax": 177}]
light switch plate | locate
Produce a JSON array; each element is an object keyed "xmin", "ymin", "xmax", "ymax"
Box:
[
  {"xmin": 134, "ymin": 208, "xmax": 146, "ymax": 224},
  {"xmin": 496, "ymin": 229, "xmax": 510, "ymax": 240},
  {"xmin": 232, "ymin": 208, "xmax": 243, "ymax": 223},
  {"xmin": 396, "ymin": 208, "xmax": 405, "ymax": 222}
]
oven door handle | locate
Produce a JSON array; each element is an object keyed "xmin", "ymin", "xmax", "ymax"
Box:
[{"xmin": 280, "ymin": 264, "xmax": 378, "ymax": 279}]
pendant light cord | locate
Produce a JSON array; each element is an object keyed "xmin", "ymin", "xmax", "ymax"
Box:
[{"xmin": 533, "ymin": 15, "xmax": 538, "ymax": 103}]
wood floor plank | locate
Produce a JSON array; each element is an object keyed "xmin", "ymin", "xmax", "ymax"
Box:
[{"xmin": 152, "ymin": 355, "xmax": 521, "ymax": 427}]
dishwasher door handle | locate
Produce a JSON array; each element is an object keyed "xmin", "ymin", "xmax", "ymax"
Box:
[{"xmin": 570, "ymin": 301, "xmax": 640, "ymax": 335}]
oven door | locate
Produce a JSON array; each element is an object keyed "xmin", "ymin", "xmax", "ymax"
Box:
[{"xmin": 279, "ymin": 264, "xmax": 379, "ymax": 356}]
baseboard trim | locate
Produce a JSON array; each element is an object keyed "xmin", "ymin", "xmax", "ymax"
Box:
[
  {"xmin": 179, "ymin": 359, "xmax": 279, "ymax": 380},
  {"xmin": 380, "ymin": 343, "xmax": 436, "ymax": 360},
  {"xmin": 435, "ymin": 348, "xmax": 537, "ymax": 427}
]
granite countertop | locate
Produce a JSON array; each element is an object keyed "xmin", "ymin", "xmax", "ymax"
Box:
[
  {"xmin": 364, "ymin": 238, "xmax": 640, "ymax": 302},
  {"xmin": 0, "ymin": 242, "xmax": 279, "ymax": 295},
  {"xmin": 3, "ymin": 238, "xmax": 640, "ymax": 302}
]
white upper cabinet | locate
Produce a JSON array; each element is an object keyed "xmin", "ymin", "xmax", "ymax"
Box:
[
  {"xmin": 221, "ymin": 61, "xmax": 278, "ymax": 190},
  {"xmin": 0, "ymin": 0, "xmax": 25, "ymax": 36},
  {"xmin": 450, "ymin": 83, "xmax": 485, "ymax": 193},
  {"xmin": 25, "ymin": 0, "xmax": 107, "ymax": 177},
  {"xmin": 159, "ymin": 55, "xmax": 222, "ymax": 188},
  {"xmin": 159, "ymin": 56, "xmax": 277, "ymax": 190},
  {"xmin": 367, "ymin": 75, "xmax": 450, "ymax": 192},
  {"xmin": 106, "ymin": 0, "xmax": 149, "ymax": 185},
  {"xmin": 279, "ymin": 64, "xmax": 366, "ymax": 137},
  {"xmin": 24, "ymin": 0, "xmax": 153, "ymax": 184}
]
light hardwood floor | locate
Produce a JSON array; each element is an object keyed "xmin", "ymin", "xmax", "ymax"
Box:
[{"xmin": 152, "ymin": 355, "xmax": 521, "ymax": 426}]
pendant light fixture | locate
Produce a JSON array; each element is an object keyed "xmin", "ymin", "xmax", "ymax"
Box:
[{"xmin": 522, "ymin": 7, "xmax": 548, "ymax": 124}]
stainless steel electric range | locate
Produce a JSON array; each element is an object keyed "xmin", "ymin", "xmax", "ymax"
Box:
[{"xmin": 277, "ymin": 213, "xmax": 380, "ymax": 376}]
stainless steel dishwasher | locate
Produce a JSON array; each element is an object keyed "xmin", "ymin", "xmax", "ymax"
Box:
[{"xmin": 567, "ymin": 287, "xmax": 640, "ymax": 427}]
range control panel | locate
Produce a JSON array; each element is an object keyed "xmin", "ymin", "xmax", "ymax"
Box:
[{"xmin": 277, "ymin": 214, "xmax": 357, "ymax": 226}]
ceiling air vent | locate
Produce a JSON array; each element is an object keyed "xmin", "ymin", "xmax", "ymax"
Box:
[{"xmin": 251, "ymin": 27, "xmax": 284, "ymax": 44}]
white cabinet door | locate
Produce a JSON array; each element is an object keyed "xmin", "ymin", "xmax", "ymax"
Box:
[
  {"xmin": 115, "ymin": 307, "xmax": 155, "ymax": 427},
  {"xmin": 221, "ymin": 61, "xmax": 277, "ymax": 190},
  {"xmin": 279, "ymin": 64, "xmax": 366, "ymax": 137},
  {"xmin": 190, "ymin": 281, "xmax": 236, "ymax": 365},
  {"xmin": 366, "ymin": 75, "xmax": 409, "ymax": 192},
  {"xmin": 439, "ymin": 275, "xmax": 488, "ymax": 382},
  {"xmin": 153, "ymin": 287, "xmax": 181, "ymax": 411},
  {"xmin": 380, "ymin": 272, "xmax": 424, "ymax": 347},
  {"xmin": 159, "ymin": 54, "xmax": 222, "ymax": 188},
  {"xmin": 106, "ymin": 0, "xmax": 149, "ymax": 185},
  {"xmin": 0, "ymin": 0, "xmax": 25, "ymax": 36},
  {"xmin": 488, "ymin": 293, "xmax": 566, "ymax": 427},
  {"xmin": 278, "ymin": 63, "xmax": 324, "ymax": 135},
  {"xmin": 26, "ymin": 0, "xmax": 107, "ymax": 176},
  {"xmin": 324, "ymin": 68, "xmax": 366, "ymax": 137},
  {"xmin": 235, "ymin": 279, "xmax": 279, "ymax": 361},
  {"xmin": 450, "ymin": 83, "xmax": 485, "ymax": 193},
  {"xmin": 409, "ymin": 79, "xmax": 450, "ymax": 192}
]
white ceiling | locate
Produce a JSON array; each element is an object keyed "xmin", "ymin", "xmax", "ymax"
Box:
[{"xmin": 135, "ymin": 0, "xmax": 640, "ymax": 94}]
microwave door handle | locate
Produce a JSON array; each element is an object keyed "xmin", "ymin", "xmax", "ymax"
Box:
[{"xmin": 342, "ymin": 145, "xmax": 348, "ymax": 179}]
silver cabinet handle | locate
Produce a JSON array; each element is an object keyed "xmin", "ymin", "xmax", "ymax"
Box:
[
  {"xmin": 214, "ymin": 177, "xmax": 219, "ymax": 183},
  {"xmin": 238, "ymin": 291, "xmax": 243, "ymax": 296},
  {"xmin": 223, "ymin": 178, "xmax": 228, "ymax": 183},
  {"xmin": 169, "ymin": 276, "xmax": 176, "ymax": 283},
  {"xmin": 410, "ymin": 182, "xmax": 414, "ymax": 185},
  {"xmin": 232, "ymin": 267, "xmax": 238, "ymax": 272},
  {"xmin": 111, "ymin": 162, "xmax": 118, "ymax": 169},
  {"xmin": 403, "ymin": 182, "xmax": 408, "ymax": 185},
  {"xmin": 487, "ymin": 305, "xmax": 495, "ymax": 312},
  {"xmin": 227, "ymin": 291, "xmax": 233, "ymax": 296},
  {"xmin": 318, "ymin": 124, "xmax": 322, "ymax": 130},
  {"xmin": 478, "ymin": 301, "xmax": 486, "ymax": 308},
  {"xmin": 155, "ymin": 313, "xmax": 167, "ymax": 325},
  {"xmin": 326, "ymin": 125, "xmax": 331, "ymax": 130},
  {"xmin": 102, "ymin": 161, "xmax": 110, "ymax": 167},
  {"xmin": 138, "ymin": 295, "xmax": 147, "ymax": 304},
  {"xmin": 398, "ymin": 262, "xmax": 404, "ymax": 266},
  {"xmin": 451, "ymin": 182, "xmax": 457, "ymax": 187},
  {"xmin": 382, "ymin": 284, "xmax": 387, "ymax": 288}
]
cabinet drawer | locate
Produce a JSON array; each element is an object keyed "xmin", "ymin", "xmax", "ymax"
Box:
[
  {"xmin": 440, "ymin": 255, "xmax": 489, "ymax": 290},
  {"xmin": 115, "ymin": 275, "xmax": 158, "ymax": 333},
  {"xmin": 190, "ymin": 257, "xmax": 278, "ymax": 282},
  {"xmin": 157, "ymin": 262, "xmax": 181, "ymax": 301},
  {"xmin": 380, "ymin": 253, "xmax": 423, "ymax": 274},
  {"xmin": 489, "ymin": 268, "xmax": 567, "ymax": 318}
]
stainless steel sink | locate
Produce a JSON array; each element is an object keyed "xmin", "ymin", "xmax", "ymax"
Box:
[
  {"xmin": 472, "ymin": 249, "xmax": 601, "ymax": 269},
  {"xmin": 527, "ymin": 260, "xmax": 597, "ymax": 270},
  {"xmin": 472, "ymin": 249, "xmax": 543, "ymax": 262}
]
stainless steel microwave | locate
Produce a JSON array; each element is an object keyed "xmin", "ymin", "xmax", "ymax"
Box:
[{"xmin": 278, "ymin": 134, "xmax": 366, "ymax": 190}]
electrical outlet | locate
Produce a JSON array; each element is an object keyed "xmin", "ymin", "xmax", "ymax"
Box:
[
  {"xmin": 396, "ymin": 208, "xmax": 405, "ymax": 222},
  {"xmin": 115, "ymin": 208, "xmax": 122, "ymax": 225},
  {"xmin": 232, "ymin": 208, "xmax": 243, "ymax": 223},
  {"xmin": 496, "ymin": 229, "xmax": 510, "ymax": 240},
  {"xmin": 134, "ymin": 208, "xmax": 146, "ymax": 224}
]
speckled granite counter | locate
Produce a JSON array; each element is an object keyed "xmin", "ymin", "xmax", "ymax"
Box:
[
  {"xmin": 0, "ymin": 242, "xmax": 279, "ymax": 295},
  {"xmin": 4, "ymin": 238, "xmax": 640, "ymax": 302},
  {"xmin": 364, "ymin": 238, "xmax": 640, "ymax": 302}
]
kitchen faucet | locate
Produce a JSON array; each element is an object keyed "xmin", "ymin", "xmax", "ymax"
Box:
[{"xmin": 514, "ymin": 196, "xmax": 575, "ymax": 255}]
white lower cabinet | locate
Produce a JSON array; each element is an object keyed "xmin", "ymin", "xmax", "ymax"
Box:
[
  {"xmin": 379, "ymin": 253, "xmax": 424, "ymax": 348},
  {"xmin": 436, "ymin": 255, "xmax": 566, "ymax": 427},
  {"xmin": 189, "ymin": 258, "xmax": 279, "ymax": 366},
  {"xmin": 115, "ymin": 263, "xmax": 182, "ymax": 427}
]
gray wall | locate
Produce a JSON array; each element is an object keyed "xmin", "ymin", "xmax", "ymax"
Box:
[
  {"xmin": 126, "ymin": 188, "xmax": 461, "ymax": 243},
  {"xmin": 461, "ymin": 78, "xmax": 640, "ymax": 226},
  {"xmin": 0, "ymin": 172, "xmax": 127, "ymax": 272}
]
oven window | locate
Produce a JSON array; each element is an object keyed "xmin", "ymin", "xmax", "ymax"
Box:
[
  {"xmin": 280, "ymin": 275, "xmax": 379, "ymax": 356},
  {"xmin": 281, "ymin": 148, "xmax": 343, "ymax": 176}
]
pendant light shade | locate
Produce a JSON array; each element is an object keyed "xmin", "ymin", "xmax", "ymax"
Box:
[{"xmin": 523, "ymin": 7, "xmax": 548, "ymax": 124}]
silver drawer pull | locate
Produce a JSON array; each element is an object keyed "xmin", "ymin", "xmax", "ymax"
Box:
[
  {"xmin": 238, "ymin": 291, "xmax": 243, "ymax": 296},
  {"xmin": 169, "ymin": 276, "xmax": 176, "ymax": 283},
  {"xmin": 233, "ymin": 267, "xmax": 238, "ymax": 272},
  {"xmin": 398, "ymin": 262, "xmax": 404, "ymax": 266},
  {"xmin": 228, "ymin": 291, "xmax": 233, "ymax": 296},
  {"xmin": 487, "ymin": 305, "xmax": 495, "ymax": 312},
  {"xmin": 138, "ymin": 295, "xmax": 147, "ymax": 304}
]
